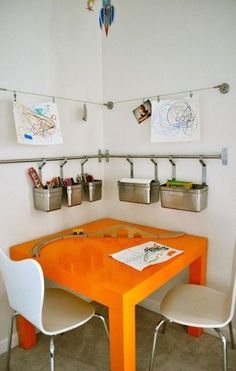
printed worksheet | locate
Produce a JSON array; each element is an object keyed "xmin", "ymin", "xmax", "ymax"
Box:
[{"xmin": 110, "ymin": 241, "xmax": 183, "ymax": 271}]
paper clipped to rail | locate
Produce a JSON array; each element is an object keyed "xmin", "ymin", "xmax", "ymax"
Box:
[
  {"xmin": 110, "ymin": 241, "xmax": 183, "ymax": 271},
  {"xmin": 151, "ymin": 97, "xmax": 200, "ymax": 143},
  {"xmin": 13, "ymin": 101, "xmax": 63, "ymax": 145}
]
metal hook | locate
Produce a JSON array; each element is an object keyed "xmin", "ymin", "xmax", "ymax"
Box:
[
  {"xmin": 60, "ymin": 158, "xmax": 68, "ymax": 179},
  {"xmin": 190, "ymin": 91, "xmax": 193, "ymax": 98},
  {"xmin": 169, "ymin": 157, "xmax": 176, "ymax": 180},
  {"xmin": 157, "ymin": 96, "xmax": 160, "ymax": 102},
  {"xmin": 150, "ymin": 158, "xmax": 158, "ymax": 181},
  {"xmin": 38, "ymin": 159, "xmax": 47, "ymax": 182},
  {"xmin": 82, "ymin": 103, "xmax": 88, "ymax": 122},
  {"xmin": 13, "ymin": 91, "xmax": 17, "ymax": 102},
  {"xmin": 81, "ymin": 157, "xmax": 88, "ymax": 175},
  {"xmin": 126, "ymin": 157, "xmax": 134, "ymax": 178},
  {"xmin": 199, "ymin": 156, "xmax": 207, "ymax": 185},
  {"xmin": 52, "ymin": 96, "xmax": 55, "ymax": 103}
]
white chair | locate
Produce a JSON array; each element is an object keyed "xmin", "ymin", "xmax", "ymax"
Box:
[
  {"xmin": 149, "ymin": 243, "xmax": 236, "ymax": 371},
  {"xmin": 0, "ymin": 249, "xmax": 109, "ymax": 371}
]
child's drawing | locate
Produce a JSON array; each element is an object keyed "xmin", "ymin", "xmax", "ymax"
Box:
[
  {"xmin": 151, "ymin": 97, "xmax": 200, "ymax": 142},
  {"xmin": 13, "ymin": 101, "xmax": 63, "ymax": 145}
]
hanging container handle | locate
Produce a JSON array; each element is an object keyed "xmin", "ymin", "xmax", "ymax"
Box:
[
  {"xmin": 150, "ymin": 158, "xmax": 158, "ymax": 181},
  {"xmin": 199, "ymin": 157, "xmax": 207, "ymax": 185},
  {"xmin": 126, "ymin": 157, "xmax": 134, "ymax": 178},
  {"xmin": 169, "ymin": 157, "xmax": 176, "ymax": 180}
]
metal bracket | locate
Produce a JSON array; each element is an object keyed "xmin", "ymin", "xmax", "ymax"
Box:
[
  {"xmin": 199, "ymin": 157, "xmax": 207, "ymax": 185},
  {"xmin": 60, "ymin": 158, "xmax": 68, "ymax": 179},
  {"xmin": 221, "ymin": 147, "xmax": 228, "ymax": 166},
  {"xmin": 104, "ymin": 101, "xmax": 114, "ymax": 110},
  {"xmin": 150, "ymin": 158, "xmax": 158, "ymax": 181},
  {"xmin": 98, "ymin": 149, "xmax": 103, "ymax": 163},
  {"xmin": 126, "ymin": 157, "xmax": 134, "ymax": 178},
  {"xmin": 105, "ymin": 149, "xmax": 110, "ymax": 162},
  {"xmin": 38, "ymin": 159, "xmax": 46, "ymax": 181},
  {"xmin": 218, "ymin": 83, "xmax": 230, "ymax": 94},
  {"xmin": 169, "ymin": 157, "xmax": 176, "ymax": 180}
]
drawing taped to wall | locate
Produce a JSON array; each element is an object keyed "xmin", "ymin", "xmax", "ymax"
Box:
[
  {"xmin": 13, "ymin": 101, "xmax": 63, "ymax": 145},
  {"xmin": 151, "ymin": 97, "xmax": 200, "ymax": 142},
  {"xmin": 133, "ymin": 100, "xmax": 151, "ymax": 124}
]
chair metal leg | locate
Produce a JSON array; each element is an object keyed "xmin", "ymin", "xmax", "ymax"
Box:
[
  {"xmin": 50, "ymin": 335, "xmax": 55, "ymax": 371},
  {"xmin": 228, "ymin": 321, "xmax": 235, "ymax": 350},
  {"xmin": 6, "ymin": 311, "xmax": 18, "ymax": 371},
  {"xmin": 149, "ymin": 318, "xmax": 169, "ymax": 371},
  {"xmin": 94, "ymin": 313, "xmax": 109, "ymax": 340},
  {"xmin": 214, "ymin": 328, "xmax": 228, "ymax": 371}
]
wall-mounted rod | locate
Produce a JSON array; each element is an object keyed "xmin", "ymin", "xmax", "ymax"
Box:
[
  {"xmin": 109, "ymin": 83, "xmax": 230, "ymax": 106},
  {"xmin": 0, "ymin": 155, "xmax": 99, "ymax": 165},
  {"xmin": 107, "ymin": 154, "xmax": 222, "ymax": 160},
  {"xmin": 1, "ymin": 83, "xmax": 230, "ymax": 110},
  {"xmin": 0, "ymin": 87, "xmax": 103, "ymax": 107},
  {"xmin": 0, "ymin": 149, "xmax": 227, "ymax": 165}
]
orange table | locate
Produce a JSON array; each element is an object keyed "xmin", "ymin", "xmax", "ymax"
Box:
[{"xmin": 10, "ymin": 218, "xmax": 207, "ymax": 371}]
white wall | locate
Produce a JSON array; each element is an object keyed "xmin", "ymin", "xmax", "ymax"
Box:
[
  {"xmin": 0, "ymin": 0, "xmax": 236, "ymax": 354},
  {"xmin": 102, "ymin": 0, "xmax": 236, "ymax": 324},
  {"xmin": 0, "ymin": 0, "xmax": 105, "ymax": 353}
]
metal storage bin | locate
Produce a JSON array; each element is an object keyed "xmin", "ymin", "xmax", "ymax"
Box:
[
  {"xmin": 33, "ymin": 187, "xmax": 62, "ymax": 212},
  {"xmin": 118, "ymin": 179, "xmax": 160, "ymax": 204},
  {"xmin": 82, "ymin": 180, "xmax": 102, "ymax": 202},
  {"xmin": 160, "ymin": 184, "xmax": 208, "ymax": 212},
  {"xmin": 62, "ymin": 183, "xmax": 83, "ymax": 207}
]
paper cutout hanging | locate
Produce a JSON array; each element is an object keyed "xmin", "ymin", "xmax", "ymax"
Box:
[
  {"xmin": 13, "ymin": 101, "xmax": 63, "ymax": 145},
  {"xmin": 133, "ymin": 100, "xmax": 151, "ymax": 124},
  {"xmin": 99, "ymin": 0, "xmax": 115, "ymax": 36},
  {"xmin": 86, "ymin": 0, "xmax": 96, "ymax": 12},
  {"xmin": 151, "ymin": 97, "xmax": 200, "ymax": 142}
]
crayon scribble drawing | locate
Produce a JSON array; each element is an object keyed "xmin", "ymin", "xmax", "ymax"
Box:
[
  {"xmin": 151, "ymin": 97, "xmax": 200, "ymax": 142},
  {"xmin": 13, "ymin": 101, "xmax": 63, "ymax": 145}
]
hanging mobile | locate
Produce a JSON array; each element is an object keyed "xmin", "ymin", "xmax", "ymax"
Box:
[
  {"xmin": 86, "ymin": 0, "xmax": 95, "ymax": 12},
  {"xmin": 99, "ymin": 0, "xmax": 115, "ymax": 36}
]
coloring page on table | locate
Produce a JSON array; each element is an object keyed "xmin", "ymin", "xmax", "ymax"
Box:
[
  {"xmin": 110, "ymin": 241, "xmax": 184, "ymax": 271},
  {"xmin": 151, "ymin": 96, "xmax": 200, "ymax": 142}
]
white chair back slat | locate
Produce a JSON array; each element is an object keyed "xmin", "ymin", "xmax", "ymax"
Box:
[
  {"xmin": 228, "ymin": 241, "xmax": 236, "ymax": 322},
  {"xmin": 0, "ymin": 249, "xmax": 44, "ymax": 331}
]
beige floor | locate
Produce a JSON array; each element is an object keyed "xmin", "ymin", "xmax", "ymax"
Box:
[{"xmin": 0, "ymin": 303, "xmax": 235, "ymax": 371}]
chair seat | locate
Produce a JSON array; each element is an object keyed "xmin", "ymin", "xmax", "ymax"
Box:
[
  {"xmin": 42, "ymin": 288, "xmax": 95, "ymax": 335},
  {"xmin": 161, "ymin": 284, "xmax": 229, "ymax": 328}
]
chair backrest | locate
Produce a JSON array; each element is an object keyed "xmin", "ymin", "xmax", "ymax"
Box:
[
  {"xmin": 0, "ymin": 249, "xmax": 45, "ymax": 332},
  {"xmin": 226, "ymin": 241, "xmax": 236, "ymax": 323}
]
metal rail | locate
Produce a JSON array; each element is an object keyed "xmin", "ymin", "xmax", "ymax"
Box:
[
  {"xmin": 0, "ymin": 82, "xmax": 230, "ymax": 109},
  {"xmin": 0, "ymin": 148, "xmax": 228, "ymax": 165}
]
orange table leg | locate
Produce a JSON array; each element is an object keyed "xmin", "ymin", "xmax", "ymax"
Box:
[
  {"xmin": 16, "ymin": 315, "xmax": 36, "ymax": 349},
  {"xmin": 109, "ymin": 303, "xmax": 136, "ymax": 371},
  {"xmin": 188, "ymin": 253, "xmax": 207, "ymax": 336}
]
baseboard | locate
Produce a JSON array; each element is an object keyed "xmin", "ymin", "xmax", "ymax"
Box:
[
  {"xmin": 139, "ymin": 298, "xmax": 236, "ymax": 343},
  {"xmin": 0, "ymin": 331, "xmax": 18, "ymax": 356}
]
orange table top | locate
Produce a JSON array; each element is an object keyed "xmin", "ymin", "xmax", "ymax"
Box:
[{"xmin": 10, "ymin": 218, "xmax": 208, "ymax": 308}]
